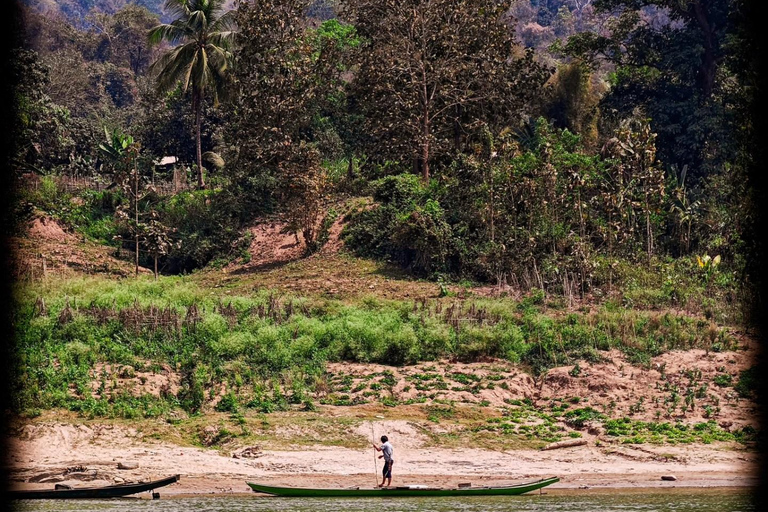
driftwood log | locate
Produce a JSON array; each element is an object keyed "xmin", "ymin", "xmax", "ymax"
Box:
[{"xmin": 540, "ymin": 438, "xmax": 588, "ymax": 451}]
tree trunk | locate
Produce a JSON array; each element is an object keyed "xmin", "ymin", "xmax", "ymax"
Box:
[
  {"xmin": 646, "ymin": 209, "xmax": 653, "ymax": 262},
  {"xmin": 577, "ymin": 188, "xmax": 585, "ymax": 240},
  {"xmin": 421, "ymin": 109, "xmax": 430, "ymax": 182},
  {"xmin": 690, "ymin": 1, "xmax": 717, "ymax": 99},
  {"xmin": 541, "ymin": 438, "xmax": 588, "ymax": 451},
  {"xmin": 194, "ymin": 89, "xmax": 205, "ymax": 189},
  {"xmin": 135, "ymin": 168, "xmax": 140, "ymax": 276},
  {"xmin": 488, "ymin": 163, "xmax": 494, "ymax": 242},
  {"xmin": 453, "ymin": 105, "xmax": 462, "ymax": 151},
  {"xmin": 154, "ymin": 254, "xmax": 158, "ymax": 280}
]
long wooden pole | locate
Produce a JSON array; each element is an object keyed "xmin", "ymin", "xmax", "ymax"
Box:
[{"xmin": 371, "ymin": 422, "xmax": 377, "ymax": 487}]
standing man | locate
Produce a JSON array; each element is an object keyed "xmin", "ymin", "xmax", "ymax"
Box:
[{"xmin": 373, "ymin": 435, "xmax": 394, "ymax": 487}]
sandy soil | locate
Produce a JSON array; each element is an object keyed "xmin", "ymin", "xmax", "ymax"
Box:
[
  {"xmin": 7, "ymin": 420, "xmax": 758, "ymax": 495},
  {"xmin": 236, "ymin": 214, "xmax": 347, "ymax": 272},
  {"xmin": 15, "ymin": 215, "xmax": 147, "ymax": 279},
  {"xmin": 322, "ymin": 349, "xmax": 756, "ymax": 428},
  {"xmin": 242, "ymin": 221, "xmax": 308, "ymax": 269}
]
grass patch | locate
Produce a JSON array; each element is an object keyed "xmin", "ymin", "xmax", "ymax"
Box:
[{"xmin": 10, "ymin": 273, "xmax": 745, "ymax": 418}]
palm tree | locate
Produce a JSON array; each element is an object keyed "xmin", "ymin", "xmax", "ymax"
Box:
[{"xmin": 148, "ymin": 0, "xmax": 235, "ymax": 189}]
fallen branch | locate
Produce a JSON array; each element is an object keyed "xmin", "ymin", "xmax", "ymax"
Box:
[{"xmin": 541, "ymin": 438, "xmax": 588, "ymax": 451}]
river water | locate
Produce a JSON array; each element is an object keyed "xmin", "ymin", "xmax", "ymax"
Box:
[{"xmin": 12, "ymin": 491, "xmax": 754, "ymax": 512}]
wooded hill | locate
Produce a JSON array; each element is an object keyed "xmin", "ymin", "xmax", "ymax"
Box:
[{"xmin": 7, "ymin": 1, "xmax": 762, "ymax": 437}]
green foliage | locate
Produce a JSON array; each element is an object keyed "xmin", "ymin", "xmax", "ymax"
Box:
[
  {"xmin": 602, "ymin": 417, "xmax": 753, "ymax": 445},
  {"xmin": 714, "ymin": 373, "xmax": 733, "ymax": 388},
  {"xmin": 426, "ymin": 403, "xmax": 456, "ymax": 423},
  {"xmin": 344, "ymin": 174, "xmax": 450, "ymax": 274},
  {"xmin": 159, "ymin": 189, "xmax": 247, "ymax": 272},
  {"xmin": 735, "ymin": 367, "xmax": 757, "ymax": 398},
  {"xmin": 569, "ymin": 364, "xmax": 581, "ymax": 377},
  {"xmin": 312, "ymin": 19, "xmax": 361, "ymax": 52},
  {"xmin": 215, "ymin": 391, "xmax": 240, "ymax": 413},
  {"xmin": 544, "ymin": 61, "xmax": 601, "ymax": 146},
  {"xmin": 99, "ymin": 127, "xmax": 134, "ymax": 160},
  {"xmin": 11, "ymin": 274, "xmax": 741, "ymax": 417},
  {"xmin": 9, "ymin": 1, "xmax": 758, "ymax": 442},
  {"xmin": 345, "ymin": 117, "xmax": 672, "ymax": 283},
  {"xmin": 564, "ymin": 407, "xmax": 605, "ymax": 429},
  {"xmin": 10, "ymin": 49, "xmax": 90, "ymax": 175},
  {"xmin": 563, "ymin": 0, "xmax": 736, "ymax": 182},
  {"xmin": 346, "ymin": 0, "xmax": 549, "ymax": 181}
]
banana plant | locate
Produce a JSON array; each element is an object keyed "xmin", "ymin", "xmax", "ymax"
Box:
[
  {"xmin": 669, "ymin": 164, "xmax": 699, "ymax": 253},
  {"xmin": 98, "ymin": 127, "xmax": 134, "ymax": 161}
]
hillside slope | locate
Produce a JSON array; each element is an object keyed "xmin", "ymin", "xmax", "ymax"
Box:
[{"xmin": 8, "ymin": 210, "xmax": 761, "ymax": 493}]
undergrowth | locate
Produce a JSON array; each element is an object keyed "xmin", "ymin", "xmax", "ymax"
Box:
[{"xmin": 12, "ymin": 275, "xmax": 742, "ymax": 418}]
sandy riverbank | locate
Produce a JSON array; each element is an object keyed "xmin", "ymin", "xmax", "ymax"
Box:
[{"xmin": 6, "ymin": 420, "xmax": 758, "ymax": 495}]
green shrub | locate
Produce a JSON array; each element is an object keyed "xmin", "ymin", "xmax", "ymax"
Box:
[
  {"xmin": 215, "ymin": 392, "xmax": 240, "ymax": 413},
  {"xmin": 564, "ymin": 407, "xmax": 605, "ymax": 429},
  {"xmin": 735, "ymin": 367, "xmax": 757, "ymax": 398},
  {"xmin": 160, "ymin": 189, "xmax": 247, "ymax": 272},
  {"xmin": 212, "ymin": 332, "xmax": 257, "ymax": 359},
  {"xmin": 713, "ymin": 373, "xmax": 733, "ymax": 387}
]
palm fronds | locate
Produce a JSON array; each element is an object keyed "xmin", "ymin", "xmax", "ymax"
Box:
[{"xmin": 148, "ymin": 0, "xmax": 235, "ymax": 97}]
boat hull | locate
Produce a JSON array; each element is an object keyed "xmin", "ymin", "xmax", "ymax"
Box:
[
  {"xmin": 8, "ymin": 474, "xmax": 181, "ymax": 500},
  {"xmin": 247, "ymin": 477, "xmax": 559, "ymax": 497}
]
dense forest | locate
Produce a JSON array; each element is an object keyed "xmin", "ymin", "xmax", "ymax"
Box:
[
  {"xmin": 11, "ymin": 0, "xmax": 756, "ymax": 286},
  {"xmin": 5, "ymin": 0, "xmax": 765, "ymax": 438}
]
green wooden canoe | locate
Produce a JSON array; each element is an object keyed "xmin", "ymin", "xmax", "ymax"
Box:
[{"xmin": 247, "ymin": 476, "xmax": 559, "ymax": 497}]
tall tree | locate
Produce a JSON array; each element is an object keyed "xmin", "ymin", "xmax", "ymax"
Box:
[
  {"xmin": 148, "ymin": 0, "xmax": 236, "ymax": 189},
  {"xmin": 561, "ymin": 0, "xmax": 735, "ymax": 181},
  {"xmin": 228, "ymin": 0, "xmax": 346, "ymax": 247},
  {"xmin": 9, "ymin": 49, "xmax": 80, "ymax": 174},
  {"xmin": 545, "ymin": 60, "xmax": 603, "ymax": 147},
  {"xmin": 90, "ymin": 4, "xmax": 160, "ymax": 75},
  {"xmin": 344, "ymin": 0, "xmax": 549, "ymax": 182}
]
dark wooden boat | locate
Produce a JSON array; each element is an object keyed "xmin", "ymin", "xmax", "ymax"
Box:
[
  {"xmin": 8, "ymin": 474, "xmax": 180, "ymax": 500},
  {"xmin": 247, "ymin": 476, "xmax": 559, "ymax": 497}
]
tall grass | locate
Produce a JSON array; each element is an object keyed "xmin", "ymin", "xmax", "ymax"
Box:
[{"xmin": 12, "ymin": 275, "xmax": 739, "ymax": 416}]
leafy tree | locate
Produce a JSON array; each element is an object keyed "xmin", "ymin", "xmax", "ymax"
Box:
[
  {"xmin": 601, "ymin": 115, "xmax": 666, "ymax": 261},
  {"xmin": 346, "ymin": 116, "xmax": 670, "ymax": 285},
  {"xmin": 307, "ymin": 18, "xmax": 362, "ymax": 162},
  {"xmin": 134, "ymin": 79, "xmax": 224, "ymax": 166},
  {"xmin": 228, "ymin": 0, "xmax": 345, "ymax": 246},
  {"xmin": 9, "ymin": 49, "xmax": 80, "ymax": 174},
  {"xmin": 98, "ymin": 128, "xmax": 153, "ymax": 275},
  {"xmin": 143, "ymin": 211, "xmax": 175, "ymax": 279},
  {"xmin": 344, "ymin": 0, "xmax": 549, "ymax": 181},
  {"xmin": 89, "ymin": 4, "xmax": 160, "ymax": 75},
  {"xmin": 561, "ymin": 0, "xmax": 736, "ymax": 181},
  {"xmin": 98, "ymin": 126, "xmax": 134, "ymax": 161},
  {"xmin": 545, "ymin": 60, "xmax": 603, "ymax": 147},
  {"xmin": 148, "ymin": 0, "xmax": 236, "ymax": 189},
  {"xmin": 344, "ymin": 174, "xmax": 453, "ymax": 275}
]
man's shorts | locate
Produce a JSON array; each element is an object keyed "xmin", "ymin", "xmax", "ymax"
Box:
[{"xmin": 382, "ymin": 460, "xmax": 392, "ymax": 479}]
